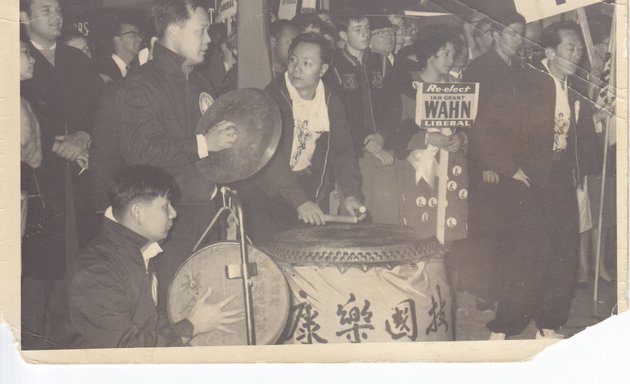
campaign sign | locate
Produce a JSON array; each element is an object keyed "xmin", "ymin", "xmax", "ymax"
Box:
[
  {"xmin": 514, "ymin": 0, "xmax": 604, "ymax": 23},
  {"xmin": 415, "ymin": 82, "xmax": 479, "ymax": 130}
]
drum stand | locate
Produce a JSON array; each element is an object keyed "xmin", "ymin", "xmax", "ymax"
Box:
[{"xmin": 192, "ymin": 186, "xmax": 257, "ymax": 345}]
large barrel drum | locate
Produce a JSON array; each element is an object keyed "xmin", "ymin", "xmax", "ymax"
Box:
[{"xmin": 266, "ymin": 224, "xmax": 453, "ymax": 344}]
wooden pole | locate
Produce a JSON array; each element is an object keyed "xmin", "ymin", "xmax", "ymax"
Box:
[
  {"xmin": 576, "ymin": 8, "xmax": 596, "ymax": 67},
  {"xmin": 237, "ymin": 0, "xmax": 273, "ymax": 89}
]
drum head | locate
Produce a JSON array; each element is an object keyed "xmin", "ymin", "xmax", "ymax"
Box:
[
  {"xmin": 167, "ymin": 242, "xmax": 290, "ymax": 346},
  {"xmin": 266, "ymin": 224, "xmax": 443, "ymax": 268},
  {"xmin": 195, "ymin": 88, "xmax": 282, "ymax": 184}
]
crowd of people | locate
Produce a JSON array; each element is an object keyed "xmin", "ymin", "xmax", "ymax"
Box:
[{"xmin": 19, "ymin": 0, "xmax": 616, "ymax": 349}]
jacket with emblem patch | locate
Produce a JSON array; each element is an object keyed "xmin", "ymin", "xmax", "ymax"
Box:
[
  {"xmin": 325, "ymin": 49, "xmax": 395, "ymax": 157},
  {"xmin": 115, "ymin": 43, "xmax": 218, "ymax": 204}
]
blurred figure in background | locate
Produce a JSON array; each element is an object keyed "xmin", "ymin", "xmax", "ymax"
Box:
[
  {"xmin": 270, "ymin": 19, "xmax": 299, "ymax": 78},
  {"xmin": 98, "ymin": 20, "xmax": 143, "ymax": 81},
  {"xmin": 60, "ymin": 29, "xmax": 92, "ymax": 59},
  {"xmin": 368, "ymin": 15, "xmax": 396, "ymax": 67}
]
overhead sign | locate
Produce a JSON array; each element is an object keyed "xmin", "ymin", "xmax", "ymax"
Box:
[
  {"xmin": 301, "ymin": 0, "xmax": 317, "ymax": 14},
  {"xmin": 278, "ymin": 0, "xmax": 299, "ymax": 20},
  {"xmin": 514, "ymin": 0, "xmax": 604, "ymax": 23},
  {"xmin": 216, "ymin": 0, "xmax": 237, "ymax": 22}
]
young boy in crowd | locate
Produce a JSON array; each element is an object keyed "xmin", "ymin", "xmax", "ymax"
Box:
[{"xmin": 327, "ymin": 8, "xmax": 398, "ymax": 224}]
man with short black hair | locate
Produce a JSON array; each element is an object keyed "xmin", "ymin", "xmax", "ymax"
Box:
[
  {"xmin": 67, "ymin": 165, "xmax": 242, "ymax": 348},
  {"xmin": 460, "ymin": 11, "xmax": 527, "ymax": 311},
  {"xmin": 474, "ymin": 20, "xmax": 601, "ymax": 340},
  {"xmin": 111, "ymin": 0, "xmax": 237, "ymax": 312},
  {"xmin": 328, "ymin": 9, "xmax": 398, "ymax": 224},
  {"xmin": 240, "ymin": 32, "xmax": 364, "ymax": 243}
]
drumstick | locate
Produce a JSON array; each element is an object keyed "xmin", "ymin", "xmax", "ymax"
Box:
[{"xmin": 323, "ymin": 214, "xmax": 359, "ymax": 224}]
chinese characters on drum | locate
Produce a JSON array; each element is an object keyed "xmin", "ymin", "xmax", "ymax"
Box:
[{"xmin": 18, "ymin": 0, "xmax": 619, "ymax": 351}]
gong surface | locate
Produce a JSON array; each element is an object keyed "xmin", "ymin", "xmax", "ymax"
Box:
[
  {"xmin": 195, "ymin": 88, "xmax": 281, "ymax": 184},
  {"xmin": 266, "ymin": 224, "xmax": 444, "ymax": 267},
  {"xmin": 167, "ymin": 242, "xmax": 290, "ymax": 346}
]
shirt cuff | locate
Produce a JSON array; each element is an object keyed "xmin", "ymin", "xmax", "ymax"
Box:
[
  {"xmin": 172, "ymin": 318, "xmax": 194, "ymax": 340},
  {"xmin": 196, "ymin": 134, "xmax": 208, "ymax": 159}
]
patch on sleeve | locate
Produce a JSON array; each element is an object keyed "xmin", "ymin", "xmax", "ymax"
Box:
[{"xmin": 199, "ymin": 92, "xmax": 215, "ymax": 115}]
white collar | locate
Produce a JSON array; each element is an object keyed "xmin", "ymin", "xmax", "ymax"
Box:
[
  {"xmin": 541, "ymin": 58, "xmax": 568, "ymax": 90},
  {"xmin": 285, "ymin": 71, "xmax": 324, "ymax": 103},
  {"xmin": 104, "ymin": 207, "xmax": 163, "ymax": 268},
  {"xmin": 111, "ymin": 54, "xmax": 128, "ymax": 76},
  {"xmin": 31, "ymin": 39, "xmax": 56, "ymax": 51}
]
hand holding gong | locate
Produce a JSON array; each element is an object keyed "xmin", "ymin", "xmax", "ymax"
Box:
[{"xmin": 204, "ymin": 120, "xmax": 237, "ymax": 152}]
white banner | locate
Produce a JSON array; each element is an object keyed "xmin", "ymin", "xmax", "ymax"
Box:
[
  {"xmin": 278, "ymin": 0, "xmax": 299, "ymax": 20},
  {"xmin": 514, "ymin": 0, "xmax": 604, "ymax": 23},
  {"xmin": 301, "ymin": 0, "xmax": 317, "ymax": 14},
  {"xmin": 279, "ymin": 258, "xmax": 453, "ymax": 344}
]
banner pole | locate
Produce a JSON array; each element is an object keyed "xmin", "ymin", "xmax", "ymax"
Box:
[
  {"xmin": 593, "ymin": 13, "xmax": 616, "ymax": 302},
  {"xmin": 576, "ymin": 8, "xmax": 596, "ymax": 67}
]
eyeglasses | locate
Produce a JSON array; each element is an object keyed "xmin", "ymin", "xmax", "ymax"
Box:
[{"xmin": 117, "ymin": 31, "xmax": 143, "ymax": 39}]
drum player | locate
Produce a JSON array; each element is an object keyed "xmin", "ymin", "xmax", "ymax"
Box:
[
  {"xmin": 239, "ymin": 32, "xmax": 365, "ymax": 245},
  {"xmin": 67, "ymin": 165, "xmax": 243, "ymax": 348}
]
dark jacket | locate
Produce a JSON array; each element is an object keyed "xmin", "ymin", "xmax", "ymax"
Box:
[
  {"xmin": 116, "ymin": 43, "xmax": 218, "ymax": 204},
  {"xmin": 254, "ymin": 76, "xmax": 363, "ymax": 208},
  {"xmin": 463, "ymin": 49, "xmax": 525, "ymax": 111},
  {"xmin": 326, "ymin": 48, "xmax": 395, "ymax": 156},
  {"xmin": 472, "ymin": 64, "xmax": 601, "ymax": 188},
  {"xmin": 67, "ymin": 217, "xmax": 192, "ymax": 348},
  {"xmin": 98, "ymin": 56, "xmax": 124, "ymax": 81},
  {"xmin": 21, "ymin": 42, "xmax": 104, "ymax": 279}
]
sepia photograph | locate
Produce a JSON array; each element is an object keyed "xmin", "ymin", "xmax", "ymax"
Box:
[{"xmin": 0, "ymin": 0, "xmax": 628, "ymax": 369}]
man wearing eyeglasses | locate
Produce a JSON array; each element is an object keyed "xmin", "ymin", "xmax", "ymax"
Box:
[{"xmin": 99, "ymin": 21, "xmax": 144, "ymax": 81}]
